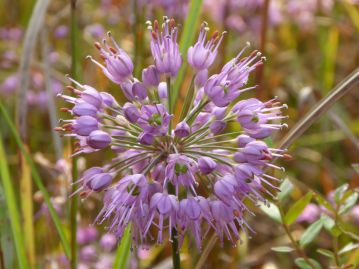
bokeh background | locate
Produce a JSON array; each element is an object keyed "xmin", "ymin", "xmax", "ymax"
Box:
[{"xmin": 0, "ymin": 0, "xmax": 359, "ymax": 268}]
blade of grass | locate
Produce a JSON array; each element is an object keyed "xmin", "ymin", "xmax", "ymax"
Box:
[
  {"xmin": 0, "ymin": 185, "xmax": 15, "ymax": 268},
  {"xmin": 20, "ymin": 154, "xmax": 35, "ymax": 267},
  {"xmin": 16, "ymin": 0, "xmax": 50, "ymax": 140},
  {"xmin": 0, "ymin": 102, "xmax": 71, "ymax": 258},
  {"xmin": 0, "ymin": 136, "xmax": 30, "ymax": 269},
  {"xmin": 278, "ymin": 67, "xmax": 359, "ymax": 150},
  {"xmin": 172, "ymin": 0, "xmax": 203, "ymax": 106},
  {"xmin": 70, "ymin": 0, "xmax": 80, "ymax": 268},
  {"xmin": 343, "ymin": 1, "xmax": 359, "ymax": 33},
  {"xmin": 113, "ymin": 226, "xmax": 131, "ymax": 269}
]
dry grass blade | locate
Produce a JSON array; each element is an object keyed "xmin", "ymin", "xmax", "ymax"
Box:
[
  {"xmin": 279, "ymin": 67, "xmax": 359, "ymax": 150},
  {"xmin": 194, "ymin": 234, "xmax": 217, "ymax": 269},
  {"xmin": 16, "ymin": 0, "xmax": 50, "ymax": 139}
]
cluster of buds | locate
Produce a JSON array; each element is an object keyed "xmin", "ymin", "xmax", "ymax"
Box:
[{"xmin": 57, "ymin": 17, "xmax": 288, "ymax": 249}]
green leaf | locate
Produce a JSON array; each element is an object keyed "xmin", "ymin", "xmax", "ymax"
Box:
[
  {"xmin": 295, "ymin": 258, "xmax": 322, "ymax": 269},
  {"xmin": 259, "ymin": 202, "xmax": 282, "ymax": 223},
  {"xmin": 334, "ymin": 184, "xmax": 349, "ymax": 203},
  {"xmin": 299, "ymin": 218, "xmax": 324, "ymax": 247},
  {"xmin": 314, "ymin": 192, "xmax": 334, "ymax": 213},
  {"xmin": 320, "ymin": 214, "xmax": 335, "ymax": 230},
  {"xmin": 113, "ymin": 226, "xmax": 131, "ymax": 269},
  {"xmin": 338, "ymin": 243, "xmax": 359, "ymax": 255},
  {"xmin": 173, "ymin": 0, "xmax": 203, "ymax": 104},
  {"xmin": 339, "ymin": 192, "xmax": 359, "ymax": 215},
  {"xmin": 317, "ymin": 248, "xmax": 335, "ymax": 259},
  {"xmin": 0, "ymin": 102, "xmax": 71, "ymax": 257},
  {"xmin": 284, "ymin": 192, "xmax": 313, "ymax": 225},
  {"xmin": 271, "ymin": 246, "xmax": 295, "ymax": 253},
  {"xmin": 0, "ymin": 136, "xmax": 30, "ymax": 269},
  {"xmin": 277, "ymin": 178, "xmax": 294, "ymax": 201}
]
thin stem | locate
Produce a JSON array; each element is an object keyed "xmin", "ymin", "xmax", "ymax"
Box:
[
  {"xmin": 171, "ymin": 229, "xmax": 181, "ymax": 269},
  {"xmin": 332, "ymin": 204, "xmax": 341, "ymax": 268},
  {"xmin": 277, "ymin": 203, "xmax": 317, "ymax": 269},
  {"xmin": 70, "ymin": 1, "xmax": 79, "ymax": 268},
  {"xmin": 167, "ymin": 76, "xmax": 173, "ymax": 133},
  {"xmin": 167, "ymin": 183, "xmax": 181, "ymax": 269},
  {"xmin": 179, "ymin": 75, "xmax": 196, "ymax": 121}
]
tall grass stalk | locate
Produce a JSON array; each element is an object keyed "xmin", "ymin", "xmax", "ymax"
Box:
[
  {"xmin": 0, "ymin": 136, "xmax": 30, "ymax": 269},
  {"xmin": 70, "ymin": 0, "xmax": 80, "ymax": 268}
]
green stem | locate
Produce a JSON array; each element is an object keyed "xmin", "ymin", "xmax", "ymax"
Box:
[
  {"xmin": 70, "ymin": 1, "xmax": 79, "ymax": 268},
  {"xmin": 167, "ymin": 77, "xmax": 173, "ymax": 133},
  {"xmin": 171, "ymin": 229, "xmax": 181, "ymax": 269},
  {"xmin": 277, "ymin": 203, "xmax": 317, "ymax": 269},
  {"xmin": 167, "ymin": 183, "xmax": 181, "ymax": 269}
]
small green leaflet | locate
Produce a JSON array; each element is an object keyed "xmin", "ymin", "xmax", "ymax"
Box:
[
  {"xmin": 299, "ymin": 217, "xmax": 324, "ymax": 247},
  {"xmin": 259, "ymin": 201, "xmax": 282, "ymax": 223},
  {"xmin": 271, "ymin": 246, "xmax": 295, "ymax": 253},
  {"xmin": 284, "ymin": 192, "xmax": 313, "ymax": 225}
]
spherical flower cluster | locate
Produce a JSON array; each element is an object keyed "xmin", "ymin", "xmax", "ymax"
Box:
[{"xmin": 57, "ymin": 17, "xmax": 288, "ymax": 250}]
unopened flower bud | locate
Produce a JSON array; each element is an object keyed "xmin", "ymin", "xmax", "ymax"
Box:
[
  {"xmin": 72, "ymin": 116, "xmax": 99, "ymax": 136},
  {"xmin": 198, "ymin": 157, "xmax": 217, "ymax": 174},
  {"xmin": 87, "ymin": 130, "xmax": 111, "ymax": 149},
  {"xmin": 87, "ymin": 173, "xmax": 112, "ymax": 192},
  {"xmin": 174, "ymin": 121, "xmax": 190, "ymax": 138},
  {"xmin": 142, "ymin": 65, "xmax": 160, "ymax": 87},
  {"xmin": 123, "ymin": 102, "xmax": 140, "ymax": 123}
]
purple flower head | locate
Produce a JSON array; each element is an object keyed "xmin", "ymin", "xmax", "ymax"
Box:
[
  {"xmin": 233, "ymin": 97, "xmax": 288, "ymax": 136},
  {"xmin": 204, "ymin": 47, "xmax": 262, "ymax": 107},
  {"xmin": 297, "ymin": 203, "xmax": 321, "ymax": 223},
  {"xmin": 148, "ymin": 17, "xmax": 182, "ymax": 76},
  {"xmin": 165, "ymin": 154, "xmax": 197, "ymax": 194},
  {"xmin": 54, "ymin": 25, "xmax": 68, "ymax": 39},
  {"xmin": 158, "ymin": 82, "xmax": 168, "ymax": 99},
  {"xmin": 80, "ymin": 245, "xmax": 97, "ymax": 262},
  {"xmin": 147, "ymin": 193, "xmax": 179, "ymax": 244},
  {"xmin": 77, "ymin": 226, "xmax": 99, "ymax": 245},
  {"xmin": 198, "ymin": 156, "xmax": 217, "ymax": 174},
  {"xmin": 86, "ymin": 173, "xmax": 113, "ymax": 192},
  {"xmin": 90, "ymin": 32, "xmax": 133, "ymax": 84},
  {"xmin": 236, "ymin": 134, "xmax": 255, "ymax": 147},
  {"xmin": 209, "ymin": 120, "xmax": 227, "ymax": 135},
  {"xmin": 100, "ymin": 92, "xmax": 119, "ymax": 108},
  {"xmin": 174, "ymin": 121, "xmax": 190, "ymax": 138},
  {"xmin": 142, "ymin": 65, "xmax": 160, "ymax": 87},
  {"xmin": 71, "ymin": 116, "xmax": 99, "ymax": 136},
  {"xmin": 1, "ymin": 74, "xmax": 18, "ymax": 95},
  {"xmin": 137, "ymin": 104, "xmax": 171, "ymax": 135},
  {"xmin": 72, "ymin": 102, "xmax": 99, "ymax": 117},
  {"xmin": 123, "ymin": 102, "xmax": 140, "ymax": 123},
  {"xmin": 188, "ymin": 22, "xmax": 225, "ymax": 70},
  {"xmin": 58, "ymin": 17, "xmax": 287, "ymax": 250},
  {"xmin": 194, "ymin": 69, "xmax": 208, "ymax": 88},
  {"xmin": 87, "ymin": 130, "xmax": 112, "ymax": 149},
  {"xmin": 138, "ymin": 132, "xmax": 154, "ymax": 145},
  {"xmin": 100, "ymin": 233, "xmax": 117, "ymax": 251},
  {"xmin": 85, "ymin": 23, "xmax": 105, "ymax": 39}
]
